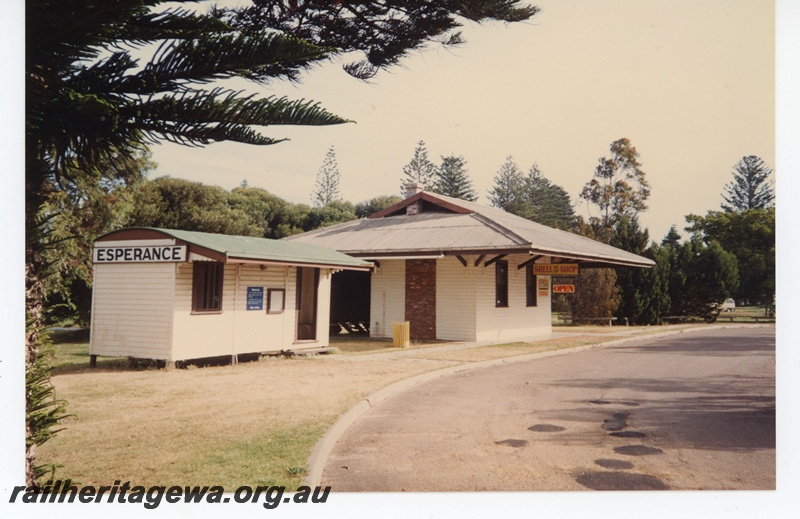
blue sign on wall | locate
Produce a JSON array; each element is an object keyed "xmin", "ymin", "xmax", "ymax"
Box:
[{"xmin": 246, "ymin": 286, "xmax": 264, "ymax": 311}]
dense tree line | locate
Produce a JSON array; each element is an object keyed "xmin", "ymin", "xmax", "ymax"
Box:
[
  {"xmin": 606, "ymin": 219, "xmax": 741, "ymax": 324},
  {"xmin": 48, "ymin": 143, "xmax": 776, "ymax": 330},
  {"xmin": 536, "ymin": 143, "xmax": 774, "ymax": 325},
  {"xmin": 583, "ymin": 150, "xmax": 772, "ymax": 324},
  {"xmin": 41, "ymin": 140, "xmax": 773, "ymax": 333}
]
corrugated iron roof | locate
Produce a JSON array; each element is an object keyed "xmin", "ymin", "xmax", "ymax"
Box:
[
  {"xmin": 96, "ymin": 228, "xmax": 373, "ymax": 270},
  {"xmin": 286, "ymin": 193, "xmax": 654, "ymax": 268}
]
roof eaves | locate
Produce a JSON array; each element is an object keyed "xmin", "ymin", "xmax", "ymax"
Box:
[
  {"xmin": 538, "ymin": 248, "xmax": 655, "ymax": 267},
  {"xmin": 97, "ymin": 227, "xmax": 372, "ymax": 270},
  {"xmin": 344, "ymin": 245, "xmax": 532, "ymax": 257}
]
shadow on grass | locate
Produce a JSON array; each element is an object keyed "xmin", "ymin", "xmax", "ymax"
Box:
[
  {"xmin": 51, "ymin": 338, "xmax": 281, "ymax": 375},
  {"xmin": 50, "ymin": 328, "xmax": 90, "ymax": 344}
]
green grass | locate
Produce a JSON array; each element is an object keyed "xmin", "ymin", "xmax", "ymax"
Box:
[
  {"xmin": 716, "ymin": 305, "xmax": 774, "ymax": 322},
  {"xmin": 169, "ymin": 424, "xmax": 326, "ymax": 488},
  {"xmin": 552, "ymin": 306, "xmax": 775, "ymax": 327},
  {"xmin": 49, "ymin": 329, "xmax": 128, "ymax": 374}
]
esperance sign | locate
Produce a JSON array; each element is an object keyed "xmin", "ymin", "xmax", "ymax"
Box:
[{"xmin": 93, "ymin": 245, "xmax": 187, "ymax": 263}]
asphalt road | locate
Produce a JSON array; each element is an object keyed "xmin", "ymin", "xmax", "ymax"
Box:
[{"xmin": 322, "ymin": 326, "xmax": 776, "ymax": 491}]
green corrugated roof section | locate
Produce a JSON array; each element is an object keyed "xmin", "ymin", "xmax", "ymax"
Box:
[{"xmin": 115, "ymin": 228, "xmax": 372, "ymax": 270}]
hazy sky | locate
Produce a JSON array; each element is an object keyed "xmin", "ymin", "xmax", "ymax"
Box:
[{"xmin": 148, "ymin": 0, "xmax": 775, "ymax": 241}]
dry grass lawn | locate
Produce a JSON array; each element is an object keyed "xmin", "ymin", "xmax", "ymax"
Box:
[{"xmin": 39, "ymin": 354, "xmax": 455, "ymax": 488}]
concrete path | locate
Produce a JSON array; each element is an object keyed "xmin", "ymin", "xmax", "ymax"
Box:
[
  {"xmin": 319, "ymin": 326, "xmax": 775, "ymax": 491},
  {"xmin": 326, "ymin": 324, "xmax": 701, "ymax": 362}
]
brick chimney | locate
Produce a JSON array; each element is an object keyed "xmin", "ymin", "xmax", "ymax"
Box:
[{"xmin": 403, "ymin": 182, "xmax": 424, "ymax": 198}]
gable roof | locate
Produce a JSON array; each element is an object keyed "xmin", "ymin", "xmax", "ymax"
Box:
[
  {"xmin": 95, "ymin": 228, "xmax": 373, "ymax": 271},
  {"xmin": 286, "ymin": 192, "xmax": 654, "ymax": 268}
]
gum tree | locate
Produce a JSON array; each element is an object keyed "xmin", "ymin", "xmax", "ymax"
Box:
[{"xmin": 580, "ymin": 138, "xmax": 650, "ymax": 240}]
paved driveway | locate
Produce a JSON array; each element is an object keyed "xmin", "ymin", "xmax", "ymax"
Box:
[{"xmin": 322, "ymin": 327, "xmax": 775, "ymax": 491}]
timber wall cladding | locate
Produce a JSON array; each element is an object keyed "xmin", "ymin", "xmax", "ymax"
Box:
[
  {"xmin": 91, "ymin": 262, "xmax": 175, "ymax": 359},
  {"xmin": 369, "ymin": 260, "xmax": 405, "ymax": 338},
  {"xmin": 405, "ymin": 259, "xmax": 437, "ymax": 340}
]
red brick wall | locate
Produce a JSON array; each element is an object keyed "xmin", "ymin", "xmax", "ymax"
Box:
[{"xmin": 405, "ymin": 259, "xmax": 437, "ymax": 340}]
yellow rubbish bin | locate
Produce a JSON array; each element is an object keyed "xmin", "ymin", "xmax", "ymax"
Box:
[{"xmin": 392, "ymin": 321, "xmax": 410, "ymax": 348}]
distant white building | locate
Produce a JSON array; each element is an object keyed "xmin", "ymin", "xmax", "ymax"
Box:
[
  {"xmin": 287, "ymin": 185, "xmax": 654, "ymax": 343},
  {"xmin": 90, "ymin": 228, "xmax": 371, "ymax": 365}
]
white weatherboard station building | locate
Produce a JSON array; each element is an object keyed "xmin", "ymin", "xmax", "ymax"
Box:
[
  {"xmin": 287, "ymin": 184, "xmax": 655, "ymax": 344},
  {"xmin": 90, "ymin": 228, "xmax": 371, "ymax": 364}
]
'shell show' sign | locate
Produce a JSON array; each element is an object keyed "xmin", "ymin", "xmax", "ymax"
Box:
[{"xmin": 532, "ymin": 264, "xmax": 579, "ymax": 276}]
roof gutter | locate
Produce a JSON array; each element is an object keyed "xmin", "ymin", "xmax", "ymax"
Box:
[
  {"xmin": 346, "ymin": 248, "xmax": 652, "ymax": 268},
  {"xmin": 228, "ymin": 257, "xmax": 373, "ymax": 272},
  {"xmin": 532, "ymin": 249, "xmax": 655, "ymax": 268},
  {"xmin": 358, "ymin": 254, "xmax": 445, "ymax": 261}
]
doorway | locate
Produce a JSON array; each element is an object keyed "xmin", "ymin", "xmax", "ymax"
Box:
[
  {"xmin": 296, "ymin": 267, "xmax": 319, "ymax": 341},
  {"xmin": 330, "ymin": 270, "xmax": 371, "ymax": 335}
]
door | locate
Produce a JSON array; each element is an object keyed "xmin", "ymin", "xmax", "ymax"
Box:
[{"xmin": 296, "ymin": 267, "xmax": 319, "ymax": 341}]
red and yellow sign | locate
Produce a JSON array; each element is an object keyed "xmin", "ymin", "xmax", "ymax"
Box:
[
  {"xmin": 537, "ymin": 277, "xmax": 550, "ymax": 297},
  {"xmin": 533, "ymin": 264, "xmax": 579, "ymax": 276},
  {"xmin": 552, "ymin": 284, "xmax": 575, "ymax": 294}
]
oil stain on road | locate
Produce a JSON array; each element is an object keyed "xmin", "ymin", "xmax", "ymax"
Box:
[
  {"xmin": 494, "ymin": 439, "xmax": 528, "ymax": 448},
  {"xmin": 614, "ymin": 445, "xmax": 664, "ymax": 456},
  {"xmin": 576, "ymin": 471, "xmax": 669, "ymax": 490},
  {"xmin": 594, "ymin": 459, "xmax": 635, "ymax": 470},
  {"xmin": 528, "ymin": 424, "xmax": 566, "ymax": 432}
]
